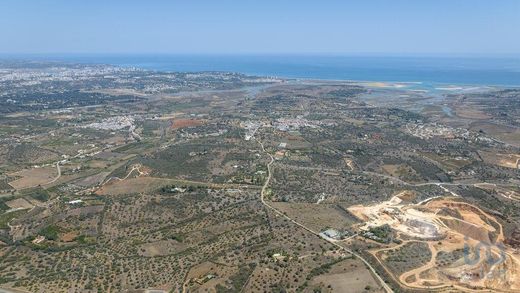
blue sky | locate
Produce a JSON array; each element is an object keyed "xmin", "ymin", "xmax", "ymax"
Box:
[{"xmin": 1, "ymin": 0, "xmax": 519, "ymax": 55}]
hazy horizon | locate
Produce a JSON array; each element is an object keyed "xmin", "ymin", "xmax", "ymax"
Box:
[
  {"xmin": 2, "ymin": 52, "xmax": 520, "ymax": 58},
  {"xmin": 1, "ymin": 0, "xmax": 519, "ymax": 55}
]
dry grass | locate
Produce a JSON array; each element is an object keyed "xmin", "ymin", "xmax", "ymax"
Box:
[
  {"xmin": 5, "ymin": 198, "xmax": 34, "ymax": 210},
  {"xmin": 270, "ymin": 202, "xmax": 357, "ymax": 232},
  {"xmin": 310, "ymin": 257, "xmax": 384, "ymax": 292},
  {"xmin": 96, "ymin": 177, "xmax": 173, "ymax": 195},
  {"xmin": 479, "ymin": 151, "xmax": 520, "ymax": 169},
  {"xmin": 8, "ymin": 167, "xmax": 57, "ymax": 190}
]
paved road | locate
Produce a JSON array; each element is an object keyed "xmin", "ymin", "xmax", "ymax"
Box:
[{"xmin": 257, "ymin": 140, "xmax": 394, "ymax": 293}]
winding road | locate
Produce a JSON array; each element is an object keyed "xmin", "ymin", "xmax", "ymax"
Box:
[
  {"xmin": 45, "ymin": 161, "xmax": 62, "ymax": 185},
  {"xmin": 257, "ymin": 140, "xmax": 394, "ymax": 293}
]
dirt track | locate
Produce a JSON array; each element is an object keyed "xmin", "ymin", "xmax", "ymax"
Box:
[{"xmin": 352, "ymin": 196, "xmax": 520, "ymax": 292}]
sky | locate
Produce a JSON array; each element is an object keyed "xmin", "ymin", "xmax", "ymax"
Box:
[{"xmin": 1, "ymin": 0, "xmax": 519, "ymax": 56}]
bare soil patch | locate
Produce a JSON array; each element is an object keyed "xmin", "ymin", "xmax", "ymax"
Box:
[
  {"xmin": 270, "ymin": 202, "xmax": 358, "ymax": 232},
  {"xmin": 5, "ymin": 198, "xmax": 34, "ymax": 210},
  {"xmin": 311, "ymin": 257, "xmax": 384, "ymax": 292},
  {"xmin": 8, "ymin": 167, "xmax": 57, "ymax": 190},
  {"xmin": 171, "ymin": 119, "xmax": 204, "ymax": 129}
]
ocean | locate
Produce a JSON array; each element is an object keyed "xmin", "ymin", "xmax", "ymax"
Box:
[{"xmin": 5, "ymin": 54, "xmax": 520, "ymax": 87}]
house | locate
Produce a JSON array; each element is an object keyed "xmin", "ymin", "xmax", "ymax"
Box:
[{"xmin": 321, "ymin": 228, "xmax": 341, "ymax": 240}]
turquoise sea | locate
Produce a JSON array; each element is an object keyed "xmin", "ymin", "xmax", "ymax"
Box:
[{"xmin": 4, "ymin": 54, "xmax": 520, "ymax": 86}]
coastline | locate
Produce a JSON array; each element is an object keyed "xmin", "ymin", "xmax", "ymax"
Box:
[{"xmin": 1, "ymin": 54, "xmax": 519, "ymax": 88}]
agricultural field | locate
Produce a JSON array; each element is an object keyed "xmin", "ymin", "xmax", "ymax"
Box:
[{"xmin": 0, "ymin": 62, "xmax": 519, "ymax": 293}]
